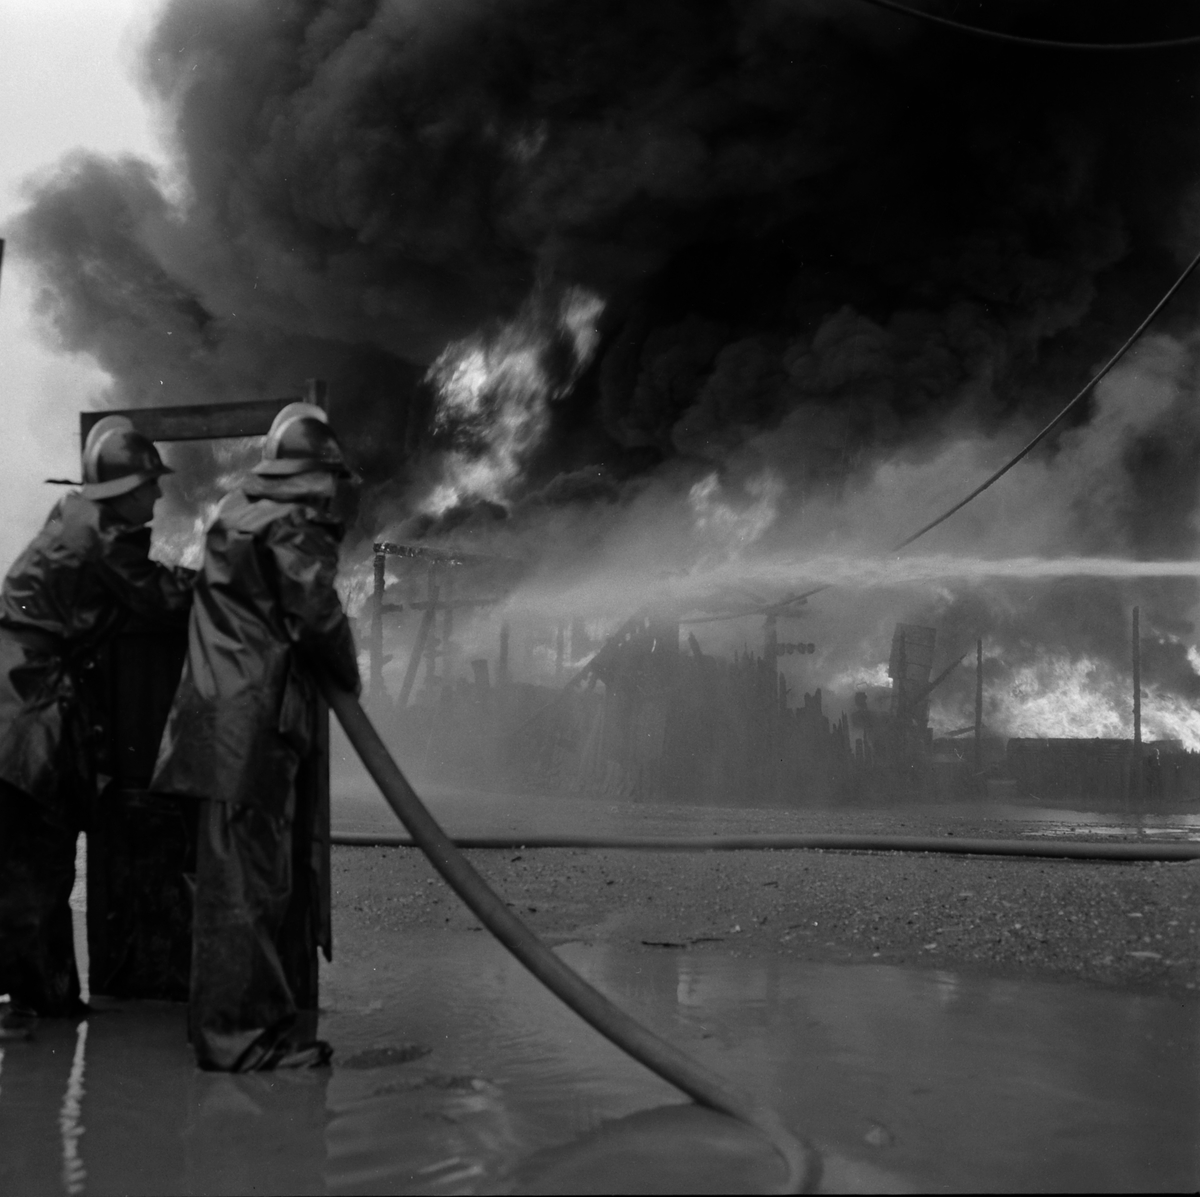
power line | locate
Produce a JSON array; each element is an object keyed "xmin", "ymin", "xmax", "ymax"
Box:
[
  {"xmin": 852, "ymin": 0, "xmax": 1200, "ymax": 51},
  {"xmin": 893, "ymin": 245, "xmax": 1200, "ymax": 549}
]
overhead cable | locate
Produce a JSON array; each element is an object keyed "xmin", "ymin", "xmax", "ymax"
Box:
[
  {"xmin": 893, "ymin": 245, "xmax": 1200, "ymax": 547},
  {"xmin": 852, "ymin": 0, "xmax": 1200, "ymax": 51},
  {"xmin": 684, "ymin": 246, "xmax": 1200, "ymax": 625}
]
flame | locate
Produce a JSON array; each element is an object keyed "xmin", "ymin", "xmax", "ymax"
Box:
[
  {"xmin": 335, "ymin": 555, "xmax": 376, "ymax": 621},
  {"xmin": 423, "ymin": 286, "xmax": 604, "ymax": 515},
  {"xmin": 829, "ymin": 661, "xmax": 891, "ymax": 691},
  {"xmin": 993, "ymin": 656, "xmax": 1129, "ymax": 739},
  {"xmin": 930, "ymin": 652, "xmax": 1200, "ymax": 750}
]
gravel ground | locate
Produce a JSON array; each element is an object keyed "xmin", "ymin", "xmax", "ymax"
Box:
[{"xmin": 331, "ymin": 833, "xmax": 1200, "ymax": 992}]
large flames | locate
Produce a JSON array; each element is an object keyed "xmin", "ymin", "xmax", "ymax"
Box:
[
  {"xmin": 929, "ymin": 651, "xmax": 1200, "ymax": 751},
  {"xmin": 422, "ymin": 286, "xmax": 604, "ymax": 516}
]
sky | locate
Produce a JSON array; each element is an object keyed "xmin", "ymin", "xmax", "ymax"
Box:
[{"xmin": 0, "ymin": 0, "xmax": 164, "ymax": 569}]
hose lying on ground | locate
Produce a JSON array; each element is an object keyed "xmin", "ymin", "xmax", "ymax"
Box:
[
  {"xmin": 330, "ymin": 829, "xmax": 1200, "ymax": 861},
  {"xmin": 318, "ymin": 675, "xmax": 821, "ymax": 1195}
]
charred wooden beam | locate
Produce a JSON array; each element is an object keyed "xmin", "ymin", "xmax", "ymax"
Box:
[
  {"xmin": 398, "ymin": 578, "xmax": 438, "ymax": 709},
  {"xmin": 370, "ymin": 552, "xmax": 386, "ymax": 699}
]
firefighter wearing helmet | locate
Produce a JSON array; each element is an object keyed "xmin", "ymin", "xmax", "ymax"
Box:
[
  {"xmin": 0, "ymin": 417, "xmax": 194, "ymax": 1034},
  {"xmin": 152, "ymin": 402, "xmax": 360, "ymax": 1070}
]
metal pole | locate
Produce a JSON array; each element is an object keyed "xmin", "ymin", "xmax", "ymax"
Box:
[
  {"xmin": 974, "ymin": 638, "xmax": 983, "ymax": 773},
  {"xmin": 1133, "ymin": 605, "xmax": 1142, "ymax": 804},
  {"xmin": 555, "ymin": 622, "xmax": 565, "ymax": 682},
  {"xmin": 370, "ymin": 552, "xmax": 385, "ymax": 699}
]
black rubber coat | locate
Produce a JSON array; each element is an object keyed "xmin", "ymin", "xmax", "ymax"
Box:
[
  {"xmin": 0, "ymin": 492, "xmax": 193, "ymax": 820},
  {"xmin": 151, "ymin": 483, "xmax": 358, "ymax": 1069},
  {"xmin": 152, "ymin": 486, "xmax": 359, "ymax": 816},
  {"xmin": 0, "ymin": 492, "xmax": 192, "ymax": 1013}
]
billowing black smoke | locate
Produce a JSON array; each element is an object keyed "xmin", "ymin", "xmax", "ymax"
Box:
[{"xmin": 11, "ymin": 0, "xmax": 1200, "ymax": 730}]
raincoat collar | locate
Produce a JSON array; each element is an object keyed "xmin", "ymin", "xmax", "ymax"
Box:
[
  {"xmin": 241, "ymin": 471, "xmax": 338, "ymax": 504},
  {"xmin": 230, "ymin": 478, "xmax": 345, "ymax": 541}
]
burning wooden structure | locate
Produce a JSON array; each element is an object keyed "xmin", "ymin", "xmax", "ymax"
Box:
[
  {"xmin": 369, "ymin": 577, "xmax": 1200, "ymax": 810},
  {"xmin": 366, "ymin": 540, "xmax": 522, "ymax": 706}
]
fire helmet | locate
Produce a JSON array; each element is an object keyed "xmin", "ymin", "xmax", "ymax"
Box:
[
  {"xmin": 252, "ymin": 402, "xmax": 352, "ymax": 478},
  {"xmin": 81, "ymin": 415, "xmax": 173, "ymax": 501}
]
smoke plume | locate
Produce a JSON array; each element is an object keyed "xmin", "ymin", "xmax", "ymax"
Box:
[{"xmin": 11, "ymin": 0, "xmax": 1200, "ymax": 741}]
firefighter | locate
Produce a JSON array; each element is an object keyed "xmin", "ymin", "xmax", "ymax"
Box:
[
  {"xmin": 152, "ymin": 403, "xmax": 360, "ymax": 1071},
  {"xmin": 0, "ymin": 417, "xmax": 194, "ymax": 1033}
]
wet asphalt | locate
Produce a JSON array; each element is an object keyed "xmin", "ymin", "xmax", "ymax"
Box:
[
  {"xmin": 331, "ymin": 789, "xmax": 1200, "ymax": 992},
  {"xmin": 0, "ymin": 788, "xmax": 1194, "ymax": 1194}
]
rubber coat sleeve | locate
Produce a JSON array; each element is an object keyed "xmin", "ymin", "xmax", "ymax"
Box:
[{"xmin": 268, "ymin": 519, "xmax": 360, "ymax": 696}]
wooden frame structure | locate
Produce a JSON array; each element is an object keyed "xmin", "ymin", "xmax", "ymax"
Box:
[
  {"xmin": 368, "ymin": 540, "xmax": 518, "ymax": 704},
  {"xmin": 79, "ymin": 380, "xmax": 327, "ymax": 445}
]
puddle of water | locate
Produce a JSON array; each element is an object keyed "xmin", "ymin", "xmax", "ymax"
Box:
[
  {"xmin": 563, "ymin": 945, "xmax": 1200, "ymax": 1193},
  {"xmin": 975, "ymin": 805, "xmax": 1200, "ymax": 840},
  {"xmin": 507, "ymin": 1104, "xmax": 792, "ymax": 1195},
  {"xmin": 1, "ymin": 928, "xmax": 1195, "ymax": 1194}
]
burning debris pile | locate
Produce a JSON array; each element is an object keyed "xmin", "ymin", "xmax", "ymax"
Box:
[{"xmin": 10, "ymin": 0, "xmax": 1200, "ymax": 766}]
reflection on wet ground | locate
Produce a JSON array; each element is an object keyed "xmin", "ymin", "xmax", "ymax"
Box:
[
  {"xmin": 1, "ymin": 929, "xmax": 1195, "ymax": 1194},
  {"xmin": 983, "ymin": 806, "xmax": 1200, "ymax": 839}
]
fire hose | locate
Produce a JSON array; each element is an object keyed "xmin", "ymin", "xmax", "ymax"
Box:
[
  {"xmin": 329, "ymin": 829, "xmax": 1200, "ymax": 861},
  {"xmin": 318, "ymin": 674, "xmax": 822, "ymax": 1195}
]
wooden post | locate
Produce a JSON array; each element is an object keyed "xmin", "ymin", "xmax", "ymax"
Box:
[
  {"xmin": 441, "ymin": 572, "xmax": 455, "ymax": 683},
  {"xmin": 763, "ymin": 614, "xmax": 778, "ymax": 716},
  {"xmin": 422, "ymin": 567, "xmax": 440, "ymax": 686},
  {"xmin": 369, "ymin": 551, "xmax": 386, "ymax": 699},
  {"xmin": 763, "ymin": 614, "xmax": 778, "ymax": 666},
  {"xmin": 304, "ymin": 377, "xmax": 328, "ymax": 410},
  {"xmin": 399, "ymin": 569, "xmax": 437, "ymax": 709},
  {"xmin": 555, "ymin": 621, "xmax": 565, "ymax": 682},
  {"xmin": 974, "ymin": 638, "xmax": 983, "ymax": 772},
  {"xmin": 471, "ymin": 658, "xmax": 490, "ymax": 691},
  {"xmin": 498, "ymin": 621, "xmax": 510, "ymax": 686},
  {"xmin": 1133, "ymin": 605, "xmax": 1142, "ymax": 804}
]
